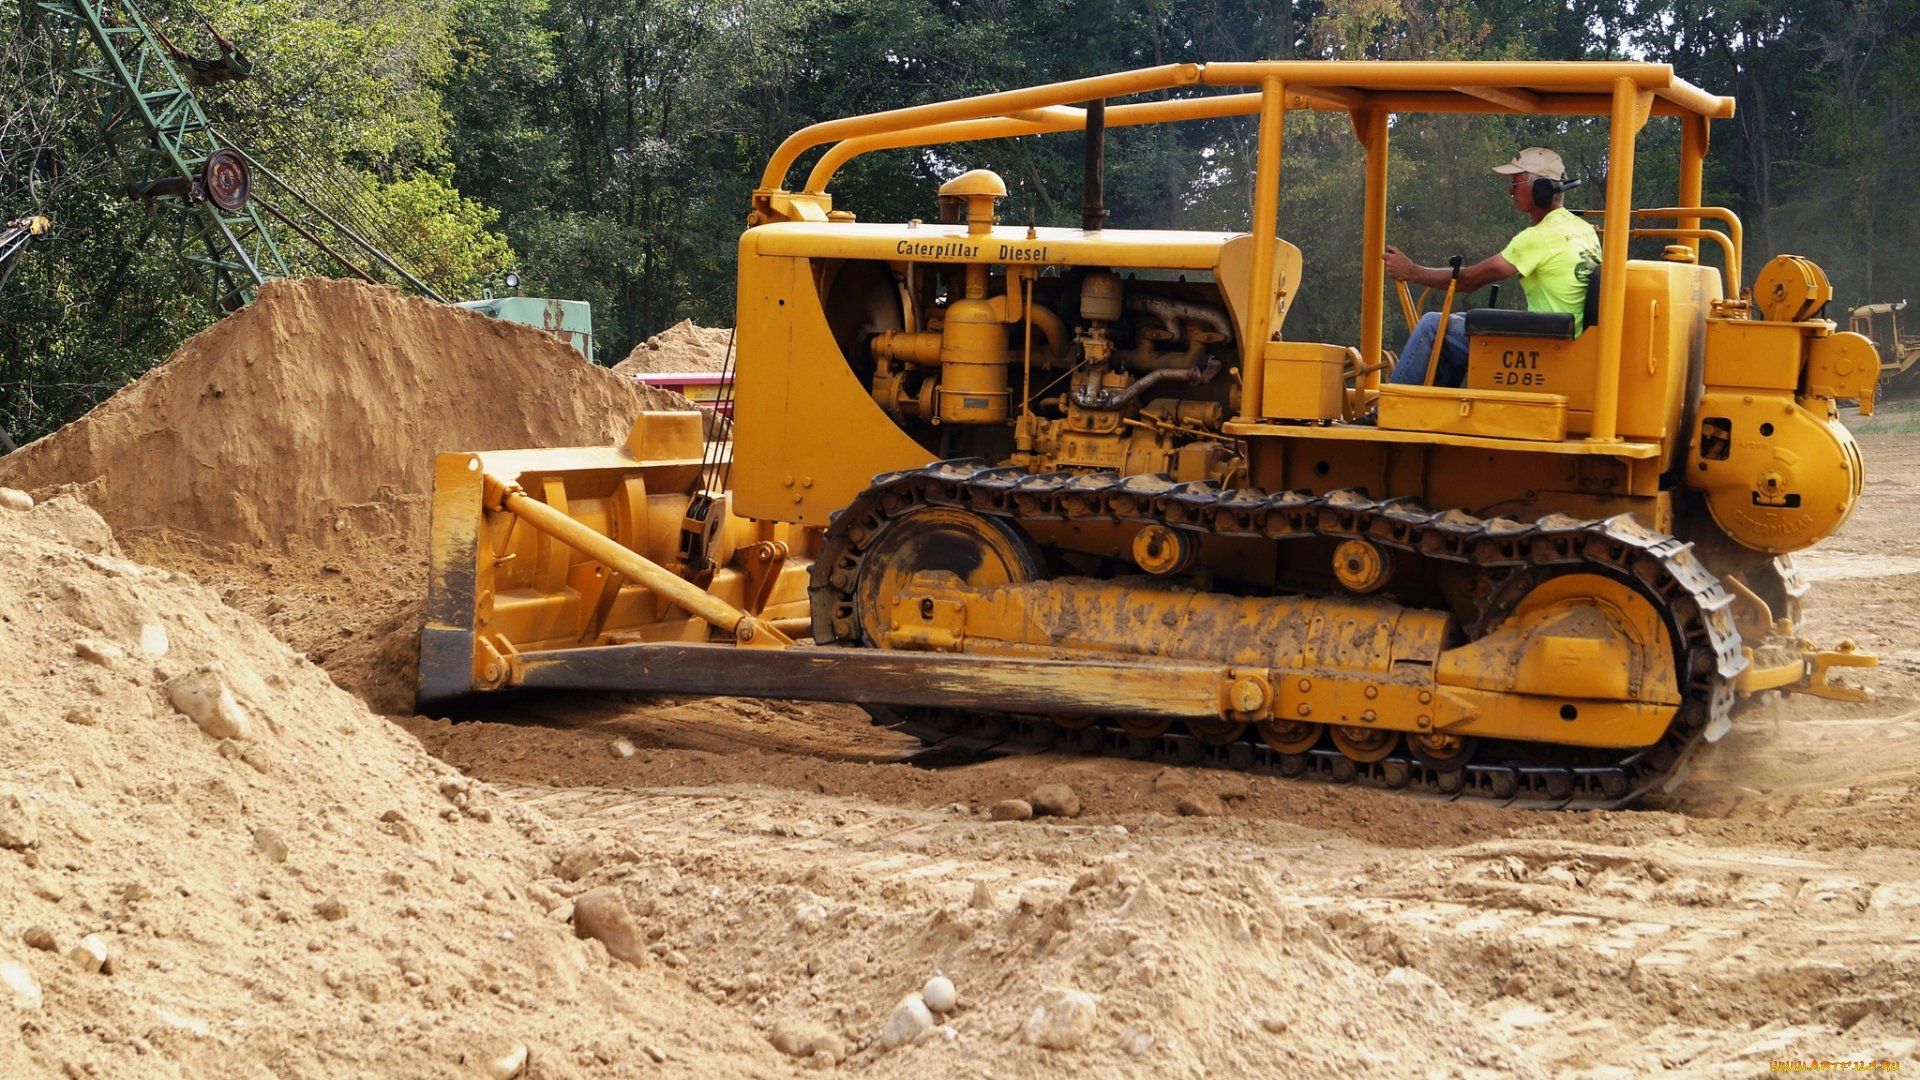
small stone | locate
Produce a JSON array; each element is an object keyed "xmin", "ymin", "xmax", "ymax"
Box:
[
  {"xmin": 314, "ymin": 895, "xmax": 348, "ymax": 921},
  {"xmin": 1, "ymin": 961, "xmax": 41, "ymax": 1008},
  {"xmin": 970, "ymin": 879, "xmax": 994, "ymax": 910},
  {"xmin": 1024, "ymin": 988, "xmax": 1097, "ymax": 1050},
  {"xmin": 608, "ymin": 739, "xmax": 636, "ymax": 759},
  {"xmin": 878, "ymin": 993, "xmax": 934, "ymax": 1050},
  {"xmin": 1260, "ymin": 1015, "xmax": 1290, "ymax": 1034},
  {"xmin": 811, "ymin": 1034, "xmax": 846, "ymax": 1064},
  {"xmin": 166, "ymin": 667, "xmax": 252, "ymax": 741},
  {"xmin": 253, "ymin": 828, "xmax": 289, "ymax": 863},
  {"xmin": 0, "ymin": 488, "xmax": 32, "ymax": 512},
  {"xmin": 404, "ymin": 970, "xmax": 425, "ymax": 987},
  {"xmin": 989, "ymin": 799, "xmax": 1033, "ymax": 822},
  {"xmin": 63, "ymin": 706, "xmax": 98, "ymax": 727},
  {"xmin": 484, "ymin": 1043, "xmax": 529, "ymax": 1079},
  {"xmin": 73, "ymin": 639, "xmax": 126, "ymax": 667},
  {"xmin": 69, "ymin": 934, "xmax": 107, "ymax": 973},
  {"xmin": 644, "ymin": 1046, "xmax": 667, "ymax": 1064},
  {"xmin": 922, "ymin": 974, "xmax": 957, "ymax": 1014},
  {"xmin": 771, "ymin": 1018, "xmax": 835, "ymax": 1059},
  {"xmin": 553, "ymin": 844, "xmax": 603, "ymax": 882},
  {"xmin": 572, "ymin": 887, "xmax": 645, "ymax": 964},
  {"xmin": 1667, "ymin": 816, "xmax": 1689, "ymax": 836},
  {"xmin": 0, "ymin": 794, "xmax": 39, "ymax": 849},
  {"xmin": 1175, "ymin": 792, "xmax": 1223, "ymax": 817},
  {"xmin": 1120, "ymin": 1025, "xmax": 1154, "ymax": 1056},
  {"xmin": 138, "ymin": 623, "xmax": 170, "ymax": 658},
  {"xmin": 22, "ymin": 926, "xmax": 56, "ymax": 952},
  {"xmin": 1029, "ymin": 784, "xmax": 1081, "ymax": 818}
]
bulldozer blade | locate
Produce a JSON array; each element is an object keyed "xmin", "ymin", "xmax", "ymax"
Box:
[
  {"xmin": 507, "ymin": 641, "xmax": 1240, "ymax": 720},
  {"xmin": 419, "ymin": 452, "xmax": 488, "ymax": 706}
]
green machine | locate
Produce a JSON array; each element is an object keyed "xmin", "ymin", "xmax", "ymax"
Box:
[{"xmin": 456, "ymin": 296, "xmax": 595, "ymax": 360}]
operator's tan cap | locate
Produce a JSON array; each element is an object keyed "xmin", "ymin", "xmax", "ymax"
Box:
[{"xmin": 1492, "ymin": 147, "xmax": 1566, "ymax": 181}]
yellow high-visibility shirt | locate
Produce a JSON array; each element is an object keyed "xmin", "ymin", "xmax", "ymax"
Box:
[{"xmin": 1500, "ymin": 207, "xmax": 1602, "ymax": 332}]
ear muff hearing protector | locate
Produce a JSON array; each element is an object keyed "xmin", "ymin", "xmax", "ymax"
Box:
[{"xmin": 1531, "ymin": 176, "xmax": 1583, "ymax": 205}]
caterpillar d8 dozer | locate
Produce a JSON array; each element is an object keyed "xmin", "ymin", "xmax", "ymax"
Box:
[{"xmin": 420, "ymin": 61, "xmax": 1879, "ymax": 808}]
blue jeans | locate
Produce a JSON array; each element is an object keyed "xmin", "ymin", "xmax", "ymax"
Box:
[{"xmin": 1390, "ymin": 312, "xmax": 1469, "ymax": 387}]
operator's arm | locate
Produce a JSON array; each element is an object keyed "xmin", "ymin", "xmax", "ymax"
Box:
[{"xmin": 1384, "ymin": 247, "xmax": 1515, "ymax": 294}]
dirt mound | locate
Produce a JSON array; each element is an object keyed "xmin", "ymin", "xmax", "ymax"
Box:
[
  {"xmin": 0, "ymin": 278, "xmax": 690, "ymax": 712},
  {"xmin": 0, "ymin": 492, "xmax": 773, "ymax": 1077},
  {"xmin": 612, "ymin": 320, "xmax": 732, "ymax": 375},
  {"xmin": 0, "ymin": 278, "xmax": 684, "ymax": 552}
]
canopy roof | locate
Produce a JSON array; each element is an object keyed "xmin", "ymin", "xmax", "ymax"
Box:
[{"xmin": 762, "ymin": 61, "xmax": 1735, "ymax": 195}]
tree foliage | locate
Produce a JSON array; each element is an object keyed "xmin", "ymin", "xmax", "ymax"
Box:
[{"xmin": 4, "ymin": 0, "xmax": 1919, "ymax": 441}]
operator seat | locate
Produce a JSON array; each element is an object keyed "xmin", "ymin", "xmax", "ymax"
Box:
[
  {"xmin": 1374, "ymin": 264, "xmax": 1601, "ymax": 442},
  {"xmin": 1458, "ymin": 262, "xmax": 1600, "ymax": 341}
]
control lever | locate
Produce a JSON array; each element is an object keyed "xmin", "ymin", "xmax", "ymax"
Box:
[{"xmin": 1423, "ymin": 254, "xmax": 1465, "ymax": 387}]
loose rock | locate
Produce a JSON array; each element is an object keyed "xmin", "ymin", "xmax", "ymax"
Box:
[
  {"xmin": 770, "ymin": 1018, "xmax": 839, "ymax": 1060},
  {"xmin": 1029, "ymin": 784, "xmax": 1081, "ymax": 818},
  {"xmin": 166, "ymin": 667, "xmax": 252, "ymax": 741},
  {"xmin": 572, "ymin": 887, "xmax": 645, "ymax": 964},
  {"xmin": 69, "ymin": 934, "xmax": 107, "ymax": 974},
  {"xmin": 1, "ymin": 961, "xmax": 41, "ymax": 1008},
  {"xmin": 553, "ymin": 844, "xmax": 603, "ymax": 882},
  {"xmin": 878, "ymin": 992, "xmax": 934, "ymax": 1050},
  {"xmin": 608, "ymin": 739, "xmax": 636, "ymax": 759},
  {"xmin": 73, "ymin": 639, "xmax": 126, "ymax": 667},
  {"xmin": 0, "ymin": 793, "xmax": 39, "ymax": 849},
  {"xmin": 1024, "ymin": 988, "xmax": 1097, "ymax": 1050},
  {"xmin": 1175, "ymin": 792, "xmax": 1223, "ymax": 818},
  {"xmin": 253, "ymin": 828, "xmax": 290, "ymax": 864},
  {"xmin": 314, "ymin": 895, "xmax": 348, "ymax": 921},
  {"xmin": 484, "ymin": 1042, "xmax": 529, "ymax": 1079},
  {"xmin": 969, "ymin": 879, "xmax": 994, "ymax": 909},
  {"xmin": 989, "ymin": 799, "xmax": 1033, "ymax": 822},
  {"xmin": 138, "ymin": 622, "xmax": 170, "ymax": 658},
  {"xmin": 0, "ymin": 487, "xmax": 32, "ymax": 512},
  {"xmin": 22, "ymin": 926, "xmax": 56, "ymax": 952},
  {"xmin": 922, "ymin": 974, "xmax": 957, "ymax": 1014}
]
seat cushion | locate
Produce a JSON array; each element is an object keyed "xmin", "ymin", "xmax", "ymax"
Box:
[{"xmin": 1463, "ymin": 309, "xmax": 1576, "ymax": 339}]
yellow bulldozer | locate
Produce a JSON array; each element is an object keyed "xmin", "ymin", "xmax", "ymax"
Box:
[{"xmin": 419, "ymin": 61, "xmax": 1878, "ymax": 808}]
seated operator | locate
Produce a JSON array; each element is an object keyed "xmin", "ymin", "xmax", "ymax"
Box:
[{"xmin": 1382, "ymin": 147, "xmax": 1601, "ymax": 387}]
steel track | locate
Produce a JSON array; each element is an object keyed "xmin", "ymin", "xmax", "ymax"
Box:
[{"xmin": 811, "ymin": 460, "xmax": 1746, "ymax": 810}]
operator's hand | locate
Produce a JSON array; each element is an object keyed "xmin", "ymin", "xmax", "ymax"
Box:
[{"xmin": 1383, "ymin": 245, "xmax": 1418, "ymax": 283}]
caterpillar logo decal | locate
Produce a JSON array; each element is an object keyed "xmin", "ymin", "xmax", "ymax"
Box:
[{"xmin": 1494, "ymin": 348, "xmax": 1548, "ymax": 387}]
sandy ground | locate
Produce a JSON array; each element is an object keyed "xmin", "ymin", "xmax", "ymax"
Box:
[{"xmin": 382, "ymin": 432, "xmax": 1920, "ymax": 1076}]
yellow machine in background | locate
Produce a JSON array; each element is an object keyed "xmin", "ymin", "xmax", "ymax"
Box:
[
  {"xmin": 422, "ymin": 61, "xmax": 1876, "ymax": 808},
  {"xmin": 1850, "ymin": 300, "xmax": 1920, "ymax": 390}
]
